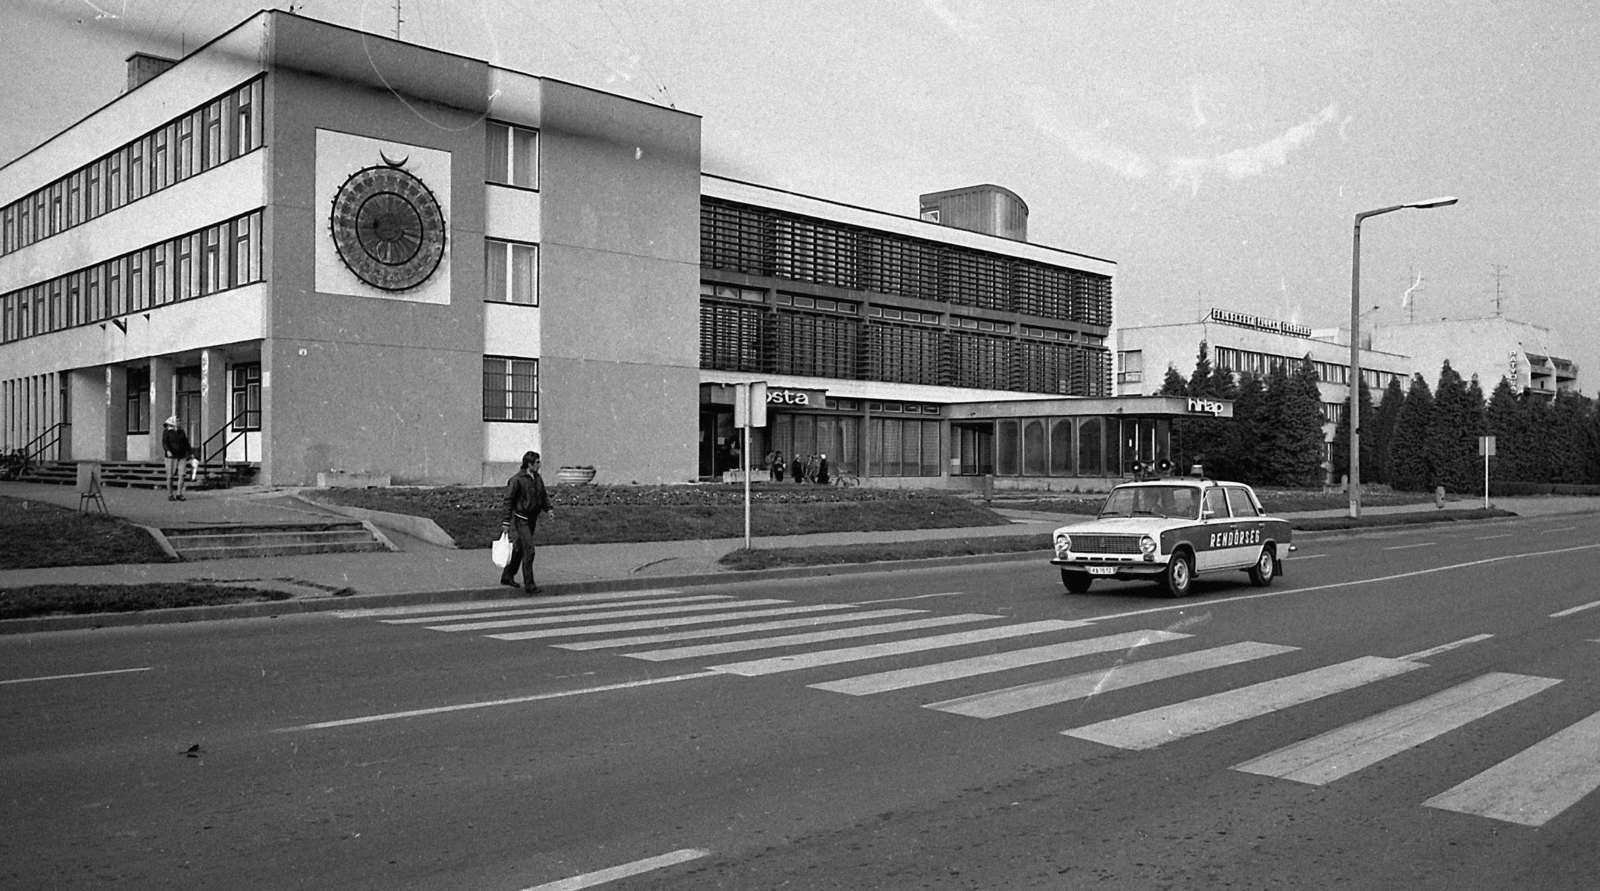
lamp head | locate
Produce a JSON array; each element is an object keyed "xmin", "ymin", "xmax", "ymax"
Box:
[{"xmin": 1407, "ymin": 196, "xmax": 1458, "ymax": 209}]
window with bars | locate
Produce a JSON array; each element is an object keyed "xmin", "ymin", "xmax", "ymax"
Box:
[
  {"xmin": 485, "ymin": 239, "xmax": 539, "ymax": 305},
  {"xmin": 483, "ymin": 356, "xmax": 539, "ymax": 422},
  {"xmin": 699, "ymin": 301, "xmax": 767, "ymax": 372},
  {"xmin": 485, "ymin": 122, "xmax": 539, "ymax": 189}
]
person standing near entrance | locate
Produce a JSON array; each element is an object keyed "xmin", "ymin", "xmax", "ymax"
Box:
[
  {"xmin": 500, "ymin": 450, "xmax": 554, "ymax": 595},
  {"xmin": 161, "ymin": 416, "xmax": 192, "ymax": 501},
  {"xmin": 771, "ymin": 450, "xmax": 785, "ymax": 482}
]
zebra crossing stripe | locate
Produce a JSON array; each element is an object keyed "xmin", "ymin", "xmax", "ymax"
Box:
[
  {"xmin": 623, "ymin": 614, "xmax": 1004, "ymax": 661},
  {"xmin": 816, "ymin": 630, "xmax": 1192, "ymax": 697},
  {"xmin": 1062, "ymin": 656, "xmax": 1423, "ymax": 750},
  {"xmin": 706, "ymin": 620, "xmax": 1090, "ymax": 677},
  {"xmin": 383, "ymin": 595, "xmax": 733, "ymax": 625},
  {"xmin": 332, "ymin": 589, "xmax": 684, "ymax": 618},
  {"xmin": 555, "ymin": 609, "xmax": 929, "ymax": 651},
  {"xmin": 426, "ymin": 599, "xmax": 793, "ymax": 632},
  {"xmin": 1234, "ymin": 672, "xmax": 1560, "ymax": 786},
  {"xmin": 926, "ymin": 641, "xmax": 1294, "ymax": 718},
  {"xmin": 485, "ymin": 604, "xmax": 858, "ymax": 641},
  {"xmin": 1423, "ymin": 708, "xmax": 1600, "ymax": 827}
]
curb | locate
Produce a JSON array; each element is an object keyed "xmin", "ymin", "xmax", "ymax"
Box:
[
  {"xmin": 0, "ymin": 549, "xmax": 1047, "ymax": 635},
  {"xmin": 290, "ymin": 494, "xmax": 457, "ymax": 548}
]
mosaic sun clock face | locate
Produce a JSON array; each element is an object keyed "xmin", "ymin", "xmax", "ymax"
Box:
[{"xmin": 328, "ymin": 158, "xmax": 446, "ymax": 291}]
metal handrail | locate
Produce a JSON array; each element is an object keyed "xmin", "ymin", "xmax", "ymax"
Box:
[
  {"xmin": 195, "ymin": 410, "xmax": 254, "ymax": 488},
  {"xmin": 14, "ymin": 421, "xmax": 71, "ymax": 463}
]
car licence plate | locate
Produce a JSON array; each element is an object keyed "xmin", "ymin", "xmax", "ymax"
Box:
[{"xmin": 1088, "ymin": 566, "xmax": 1117, "ymax": 576}]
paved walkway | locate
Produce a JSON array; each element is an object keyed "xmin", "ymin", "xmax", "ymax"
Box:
[{"xmin": 4, "ymin": 480, "xmax": 1597, "ymax": 621}]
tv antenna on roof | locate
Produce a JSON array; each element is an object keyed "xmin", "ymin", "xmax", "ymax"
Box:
[{"xmin": 1489, "ymin": 264, "xmax": 1509, "ymax": 316}]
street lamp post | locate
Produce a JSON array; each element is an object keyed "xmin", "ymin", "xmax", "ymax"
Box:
[{"xmin": 1349, "ymin": 196, "xmax": 1458, "ymax": 518}]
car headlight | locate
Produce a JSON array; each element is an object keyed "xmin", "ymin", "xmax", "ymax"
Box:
[
  {"xmin": 1055, "ymin": 533, "xmax": 1071, "ymax": 553},
  {"xmin": 1139, "ymin": 535, "xmax": 1157, "ymax": 555}
]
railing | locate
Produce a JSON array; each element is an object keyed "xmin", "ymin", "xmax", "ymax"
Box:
[
  {"xmin": 196, "ymin": 410, "xmax": 253, "ymax": 488},
  {"xmin": 1, "ymin": 422, "xmax": 70, "ymax": 480}
]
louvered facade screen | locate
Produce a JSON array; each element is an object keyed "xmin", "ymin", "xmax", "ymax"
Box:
[{"xmin": 700, "ymin": 197, "xmax": 1112, "ymax": 396}]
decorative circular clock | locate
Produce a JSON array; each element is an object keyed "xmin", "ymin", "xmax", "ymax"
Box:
[{"xmin": 329, "ymin": 162, "xmax": 446, "ymax": 291}]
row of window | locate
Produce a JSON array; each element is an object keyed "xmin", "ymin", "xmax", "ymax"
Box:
[
  {"xmin": 1, "ymin": 211, "xmax": 264, "ymax": 345},
  {"xmin": 702, "ymin": 198, "xmax": 1114, "ymax": 326},
  {"xmin": 1211, "ymin": 346, "xmax": 1405, "ymax": 392},
  {"xmin": 768, "ymin": 413, "xmax": 943, "ymax": 478},
  {"xmin": 700, "ymin": 299, "xmax": 1112, "ymax": 395},
  {"xmin": 987, "ymin": 416, "xmax": 1169, "ymax": 478},
  {"xmin": 2, "ymin": 79, "xmax": 264, "ymax": 257},
  {"xmin": 119, "ymin": 364, "xmax": 262, "ymax": 436}
]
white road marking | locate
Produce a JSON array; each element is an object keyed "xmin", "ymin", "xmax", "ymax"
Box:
[
  {"xmin": 1062, "ymin": 656, "xmax": 1423, "ymax": 750},
  {"xmin": 1290, "ymin": 553, "xmax": 1327, "ymax": 560},
  {"xmin": 926, "ymin": 641, "xmax": 1294, "ymax": 719},
  {"xmin": 487, "ymin": 605, "xmax": 858, "ymax": 640},
  {"xmin": 1397, "ymin": 634, "xmax": 1494, "ymax": 662},
  {"xmin": 1424, "ymin": 709, "xmax": 1600, "ymax": 826},
  {"xmin": 1382, "ymin": 542, "xmax": 1435, "ymax": 551},
  {"xmin": 381, "ymin": 595, "xmax": 732, "ymax": 624},
  {"xmin": 1083, "ymin": 543, "xmax": 1600, "ymax": 626},
  {"xmin": 554, "ymin": 609, "xmax": 928, "ymax": 650},
  {"xmin": 521, "ymin": 848, "xmax": 711, "ymax": 891},
  {"xmin": 623, "ymin": 614, "xmax": 1002, "ymax": 661},
  {"xmin": 815, "ymin": 630, "xmax": 1191, "ymax": 697},
  {"xmin": 0, "ymin": 667, "xmax": 152, "ymax": 685},
  {"xmin": 854, "ymin": 592, "xmax": 965, "ymax": 605},
  {"xmin": 1473, "ymin": 533, "xmax": 1513, "ymax": 541},
  {"xmin": 708, "ymin": 620, "xmax": 1090, "ymax": 677},
  {"xmin": 1542, "ymin": 526, "xmax": 1577, "ymax": 533},
  {"xmin": 1234, "ymin": 673, "xmax": 1559, "ymax": 786},
  {"xmin": 1551, "ymin": 599, "xmax": 1600, "ymax": 618},
  {"xmin": 275, "ymin": 672, "xmax": 721, "ymax": 731},
  {"xmin": 427, "ymin": 599, "xmax": 793, "ymax": 632},
  {"xmin": 332, "ymin": 590, "xmax": 683, "ymax": 618}
]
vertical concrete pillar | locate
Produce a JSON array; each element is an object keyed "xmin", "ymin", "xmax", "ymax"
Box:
[
  {"xmin": 67, "ymin": 369, "xmax": 106, "ymax": 460},
  {"xmin": 104, "ymin": 366, "xmax": 128, "ymax": 460},
  {"xmin": 146, "ymin": 356, "xmax": 175, "ymax": 462},
  {"xmin": 200, "ymin": 349, "xmax": 229, "ymax": 463}
]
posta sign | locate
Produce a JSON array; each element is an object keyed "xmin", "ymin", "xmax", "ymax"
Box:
[{"xmin": 767, "ymin": 388, "xmax": 826, "ymax": 406}]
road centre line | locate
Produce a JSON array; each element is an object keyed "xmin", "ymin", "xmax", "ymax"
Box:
[
  {"xmin": 1382, "ymin": 542, "xmax": 1435, "ymax": 550},
  {"xmin": 1290, "ymin": 553, "xmax": 1326, "ymax": 559},
  {"xmin": 1398, "ymin": 634, "xmax": 1495, "ymax": 662},
  {"xmin": 854, "ymin": 592, "xmax": 965, "ymax": 605},
  {"xmin": 1542, "ymin": 526, "xmax": 1577, "ymax": 533},
  {"xmin": 275, "ymin": 672, "xmax": 722, "ymax": 731},
  {"xmin": 521, "ymin": 848, "xmax": 711, "ymax": 891},
  {"xmin": 0, "ymin": 667, "xmax": 152, "ymax": 685},
  {"xmin": 1082, "ymin": 543, "xmax": 1600, "ymax": 627},
  {"xmin": 1474, "ymin": 533, "xmax": 1513, "ymax": 540},
  {"xmin": 1551, "ymin": 599, "xmax": 1600, "ymax": 618},
  {"xmin": 332, "ymin": 589, "xmax": 684, "ymax": 619}
]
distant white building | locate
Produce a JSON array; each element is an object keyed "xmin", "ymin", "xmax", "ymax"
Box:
[{"xmin": 1367, "ymin": 316, "xmax": 1581, "ymax": 398}]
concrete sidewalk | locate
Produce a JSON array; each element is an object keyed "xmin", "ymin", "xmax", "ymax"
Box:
[{"xmin": 4, "ymin": 480, "xmax": 1597, "ymax": 630}]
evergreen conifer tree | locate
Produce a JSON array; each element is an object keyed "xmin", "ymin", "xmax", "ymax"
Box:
[
  {"xmin": 1485, "ymin": 377, "xmax": 1524, "ymax": 484},
  {"xmin": 1429, "ymin": 361, "xmax": 1479, "ymax": 493},
  {"xmin": 1389, "ymin": 375, "xmax": 1435, "ymax": 491},
  {"xmin": 1222, "ymin": 371, "xmax": 1265, "ymax": 482},
  {"xmin": 1279, "ymin": 357, "xmax": 1328, "ymax": 487},
  {"xmin": 1371, "ymin": 377, "xmax": 1406, "ymax": 486}
]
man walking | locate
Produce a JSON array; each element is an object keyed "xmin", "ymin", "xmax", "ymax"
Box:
[{"xmin": 500, "ymin": 450, "xmax": 554, "ymax": 594}]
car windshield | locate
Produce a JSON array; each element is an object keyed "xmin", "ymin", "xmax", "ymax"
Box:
[{"xmin": 1098, "ymin": 485, "xmax": 1201, "ymax": 520}]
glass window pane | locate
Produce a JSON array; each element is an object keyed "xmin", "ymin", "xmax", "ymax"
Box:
[
  {"xmin": 512, "ymin": 128, "xmax": 538, "ymax": 188},
  {"xmin": 485, "ymin": 123, "xmax": 509, "ymax": 184},
  {"xmin": 484, "ymin": 241, "xmax": 507, "ymax": 301},
  {"xmin": 1049, "ymin": 419, "xmax": 1074, "ymax": 475},
  {"xmin": 1022, "ymin": 419, "xmax": 1047, "ymax": 475},
  {"xmin": 1078, "ymin": 418, "xmax": 1103, "ymax": 476},
  {"xmin": 511, "ymin": 243, "xmax": 536, "ymax": 305}
]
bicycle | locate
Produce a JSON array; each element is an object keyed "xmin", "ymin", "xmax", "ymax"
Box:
[
  {"xmin": 1, "ymin": 448, "xmax": 30, "ymax": 481},
  {"xmin": 831, "ymin": 470, "xmax": 860, "ymax": 487}
]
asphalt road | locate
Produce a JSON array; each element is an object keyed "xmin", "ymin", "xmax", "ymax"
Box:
[{"xmin": 5, "ymin": 512, "xmax": 1599, "ymax": 890}]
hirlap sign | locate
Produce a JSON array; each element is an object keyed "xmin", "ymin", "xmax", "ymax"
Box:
[{"xmin": 1187, "ymin": 397, "xmax": 1230, "ymax": 417}]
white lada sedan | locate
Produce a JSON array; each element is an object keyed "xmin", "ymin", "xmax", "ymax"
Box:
[{"xmin": 1050, "ymin": 478, "xmax": 1292, "ymax": 597}]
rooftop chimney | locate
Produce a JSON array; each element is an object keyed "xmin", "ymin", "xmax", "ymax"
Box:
[
  {"xmin": 126, "ymin": 52, "xmax": 178, "ymax": 92},
  {"xmin": 918, "ymin": 184, "xmax": 1029, "ymax": 242}
]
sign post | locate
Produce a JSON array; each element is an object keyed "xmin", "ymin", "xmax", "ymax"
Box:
[
  {"xmin": 1479, "ymin": 435, "xmax": 1496, "ymax": 510},
  {"xmin": 734, "ymin": 382, "xmax": 768, "ymax": 547}
]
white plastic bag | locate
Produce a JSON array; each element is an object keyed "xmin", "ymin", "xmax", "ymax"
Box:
[
  {"xmin": 491, "ymin": 532, "xmax": 513, "ymax": 568},
  {"xmin": 189, "ymin": 457, "xmax": 200, "ymax": 482}
]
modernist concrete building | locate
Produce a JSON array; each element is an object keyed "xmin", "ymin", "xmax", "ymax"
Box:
[
  {"xmin": 1, "ymin": 11, "xmax": 700, "ymax": 487},
  {"xmin": 3, "ymin": 10, "xmax": 1228, "ymax": 492},
  {"xmin": 1368, "ymin": 316, "xmax": 1581, "ymax": 399}
]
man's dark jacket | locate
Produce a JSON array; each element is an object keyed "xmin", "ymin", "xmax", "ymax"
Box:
[{"xmin": 502, "ymin": 470, "xmax": 552, "ymax": 525}]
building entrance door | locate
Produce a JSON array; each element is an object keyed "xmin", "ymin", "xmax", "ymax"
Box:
[{"xmin": 176, "ymin": 366, "xmax": 202, "ymax": 454}]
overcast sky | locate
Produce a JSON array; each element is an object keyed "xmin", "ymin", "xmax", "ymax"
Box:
[{"xmin": 5, "ymin": 0, "xmax": 1597, "ymax": 391}]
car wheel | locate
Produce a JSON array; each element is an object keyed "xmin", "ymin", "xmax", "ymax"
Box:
[
  {"xmin": 1248, "ymin": 546, "xmax": 1276, "ymax": 587},
  {"xmin": 1061, "ymin": 569, "xmax": 1092, "ymax": 594},
  {"xmin": 1161, "ymin": 552, "xmax": 1193, "ymax": 598}
]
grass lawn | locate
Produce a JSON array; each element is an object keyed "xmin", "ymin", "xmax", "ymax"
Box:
[
  {"xmin": 0, "ymin": 583, "xmax": 292, "ymax": 621},
  {"xmin": 310, "ymin": 484, "xmax": 1012, "ymax": 548},
  {"xmin": 0, "ymin": 495, "xmax": 174, "ymax": 569}
]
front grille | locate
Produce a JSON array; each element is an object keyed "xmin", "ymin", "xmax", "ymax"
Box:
[{"xmin": 1071, "ymin": 534, "xmax": 1142, "ymax": 555}]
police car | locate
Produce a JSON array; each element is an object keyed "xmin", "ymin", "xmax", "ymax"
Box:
[{"xmin": 1050, "ymin": 477, "xmax": 1291, "ymax": 597}]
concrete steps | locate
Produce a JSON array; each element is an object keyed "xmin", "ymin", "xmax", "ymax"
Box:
[
  {"xmin": 158, "ymin": 522, "xmax": 392, "ymax": 561},
  {"xmin": 17, "ymin": 460, "xmax": 257, "ymax": 490}
]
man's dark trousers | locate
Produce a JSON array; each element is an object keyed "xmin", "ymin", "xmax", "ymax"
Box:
[{"xmin": 502, "ymin": 516, "xmax": 540, "ymax": 591}]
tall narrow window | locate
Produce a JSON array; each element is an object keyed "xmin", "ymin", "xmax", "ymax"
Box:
[
  {"xmin": 126, "ymin": 366, "xmax": 150, "ymax": 435},
  {"xmin": 484, "ymin": 239, "xmax": 538, "ymax": 304},
  {"xmin": 483, "ymin": 356, "xmax": 539, "ymax": 421},
  {"xmin": 485, "ymin": 122, "xmax": 539, "ymax": 188},
  {"xmin": 231, "ymin": 364, "xmax": 262, "ymax": 430}
]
